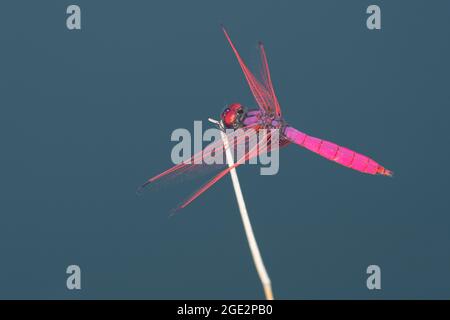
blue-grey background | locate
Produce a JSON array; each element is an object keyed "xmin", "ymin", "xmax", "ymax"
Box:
[{"xmin": 0, "ymin": 0, "xmax": 449, "ymax": 299}]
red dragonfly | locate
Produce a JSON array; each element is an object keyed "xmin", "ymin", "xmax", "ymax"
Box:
[{"xmin": 140, "ymin": 27, "xmax": 392, "ymax": 210}]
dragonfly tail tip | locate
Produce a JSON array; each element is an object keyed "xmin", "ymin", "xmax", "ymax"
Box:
[{"xmin": 378, "ymin": 167, "xmax": 393, "ymax": 177}]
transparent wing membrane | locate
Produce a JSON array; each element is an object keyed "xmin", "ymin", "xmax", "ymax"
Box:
[
  {"xmin": 222, "ymin": 27, "xmax": 282, "ymax": 117},
  {"xmin": 140, "ymin": 126, "xmax": 289, "ymax": 211}
]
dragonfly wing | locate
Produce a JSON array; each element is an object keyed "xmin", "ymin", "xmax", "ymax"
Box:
[
  {"xmin": 258, "ymin": 42, "xmax": 282, "ymax": 117},
  {"xmin": 139, "ymin": 124, "xmax": 262, "ymax": 190},
  {"xmin": 176, "ymin": 128, "xmax": 290, "ymax": 211},
  {"xmin": 223, "ymin": 26, "xmax": 282, "ymax": 115},
  {"xmin": 138, "ymin": 133, "xmax": 228, "ymax": 193},
  {"xmin": 140, "ymin": 125, "xmax": 274, "ymax": 211}
]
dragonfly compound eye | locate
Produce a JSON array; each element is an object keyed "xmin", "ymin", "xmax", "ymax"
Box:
[
  {"xmin": 221, "ymin": 108, "xmax": 237, "ymax": 128},
  {"xmin": 221, "ymin": 103, "xmax": 246, "ymax": 128}
]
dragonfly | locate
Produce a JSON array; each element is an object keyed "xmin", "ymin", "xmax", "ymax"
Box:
[{"xmin": 140, "ymin": 27, "xmax": 392, "ymax": 211}]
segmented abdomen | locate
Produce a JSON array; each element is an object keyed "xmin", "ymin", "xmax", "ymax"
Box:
[{"xmin": 283, "ymin": 126, "xmax": 392, "ymax": 176}]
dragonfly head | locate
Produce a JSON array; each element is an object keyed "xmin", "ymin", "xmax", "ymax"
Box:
[{"xmin": 221, "ymin": 103, "xmax": 246, "ymax": 129}]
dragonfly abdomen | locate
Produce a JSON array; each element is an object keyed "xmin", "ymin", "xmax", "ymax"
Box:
[{"xmin": 283, "ymin": 126, "xmax": 392, "ymax": 176}]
